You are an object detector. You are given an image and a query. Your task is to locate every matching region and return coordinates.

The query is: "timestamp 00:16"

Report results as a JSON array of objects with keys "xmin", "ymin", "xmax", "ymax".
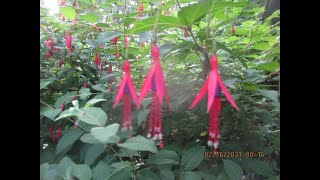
[{"xmin": 204, "ymin": 151, "xmax": 265, "ymax": 158}]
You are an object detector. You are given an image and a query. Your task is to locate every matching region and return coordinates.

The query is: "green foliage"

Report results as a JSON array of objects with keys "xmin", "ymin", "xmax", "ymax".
[{"xmin": 41, "ymin": 0, "xmax": 280, "ymax": 179}]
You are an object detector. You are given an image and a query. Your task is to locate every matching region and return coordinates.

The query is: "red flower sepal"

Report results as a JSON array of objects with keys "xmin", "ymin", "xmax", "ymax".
[{"xmin": 113, "ymin": 60, "xmax": 138, "ymax": 137}]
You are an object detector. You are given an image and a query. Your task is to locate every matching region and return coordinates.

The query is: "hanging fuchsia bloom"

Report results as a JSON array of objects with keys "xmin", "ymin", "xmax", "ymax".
[
  {"xmin": 49, "ymin": 125, "xmax": 55, "ymax": 142},
  {"xmin": 46, "ymin": 51, "xmax": 53, "ymax": 60},
  {"xmin": 113, "ymin": 60, "xmax": 138, "ymax": 137},
  {"xmin": 45, "ymin": 38, "xmax": 54, "ymax": 50},
  {"xmin": 94, "ymin": 52, "xmax": 101, "ymax": 66},
  {"xmin": 66, "ymin": 32, "xmax": 72, "ymax": 51},
  {"xmin": 113, "ymin": 37, "xmax": 118, "ymax": 44},
  {"xmin": 60, "ymin": 0, "xmax": 66, "ymax": 6},
  {"xmin": 61, "ymin": 103, "xmax": 65, "ymax": 111},
  {"xmin": 137, "ymin": 44, "xmax": 171, "ymax": 149},
  {"xmin": 57, "ymin": 125, "xmax": 62, "ymax": 139},
  {"xmin": 107, "ymin": 65, "xmax": 114, "ymax": 92},
  {"xmin": 73, "ymin": 96, "xmax": 77, "ymax": 101},
  {"xmin": 84, "ymin": 81, "xmax": 88, "ymax": 88},
  {"xmin": 189, "ymin": 54, "xmax": 239, "ymax": 150},
  {"xmin": 114, "ymin": 52, "xmax": 120, "ymax": 58},
  {"xmin": 232, "ymin": 24, "xmax": 235, "ymax": 36},
  {"xmin": 113, "ymin": 37, "xmax": 120, "ymax": 58},
  {"xmin": 138, "ymin": 1, "xmax": 144, "ymax": 12},
  {"xmin": 124, "ymin": 36, "xmax": 129, "ymax": 47}
]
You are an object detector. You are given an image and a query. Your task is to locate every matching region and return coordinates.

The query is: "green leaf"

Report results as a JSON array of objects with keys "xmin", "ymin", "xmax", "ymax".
[
  {"xmin": 98, "ymin": 74, "xmax": 117, "ymax": 84},
  {"xmin": 43, "ymin": 108, "xmax": 61, "ymax": 120},
  {"xmin": 91, "ymin": 123, "xmax": 119, "ymax": 144},
  {"xmin": 92, "ymin": 84, "xmax": 108, "ymax": 93},
  {"xmin": 72, "ymin": 164, "xmax": 92, "ymax": 180},
  {"xmin": 194, "ymin": 171, "xmax": 216, "ymax": 180},
  {"xmin": 80, "ymin": 133, "xmax": 100, "ymax": 144},
  {"xmin": 223, "ymin": 160, "xmax": 243, "ymax": 180},
  {"xmin": 93, "ymin": 161, "xmax": 113, "ymax": 180},
  {"xmin": 180, "ymin": 171, "xmax": 201, "ymax": 180},
  {"xmin": 106, "ymin": 163, "xmax": 133, "ymax": 180},
  {"xmin": 137, "ymin": 169, "xmax": 161, "ymax": 180},
  {"xmin": 247, "ymin": 159, "xmax": 274, "ymax": 177},
  {"xmin": 55, "ymin": 92, "xmax": 78, "ymax": 108},
  {"xmin": 55, "ymin": 108, "xmax": 79, "ymax": 121},
  {"xmin": 213, "ymin": 1, "xmax": 248, "ymax": 11},
  {"xmin": 256, "ymin": 61, "xmax": 279, "ymax": 72},
  {"xmin": 139, "ymin": 31, "xmax": 152, "ymax": 44},
  {"xmin": 146, "ymin": 150, "xmax": 180, "ymax": 165},
  {"xmin": 111, "ymin": 161, "xmax": 131, "ymax": 169},
  {"xmin": 118, "ymin": 148, "xmax": 141, "ymax": 157},
  {"xmin": 142, "ymin": 97, "xmax": 152, "ymax": 108},
  {"xmin": 56, "ymin": 129, "xmax": 84, "ymax": 155},
  {"xmin": 95, "ymin": 32, "xmax": 122, "ymax": 46},
  {"xmin": 40, "ymin": 163, "xmax": 49, "ymax": 180},
  {"xmin": 85, "ymin": 144, "xmax": 105, "ymax": 166},
  {"xmin": 137, "ymin": 109, "xmax": 150, "ymax": 126},
  {"xmin": 129, "ymin": 15, "xmax": 180, "ymax": 34},
  {"xmin": 216, "ymin": 41, "xmax": 247, "ymax": 68},
  {"xmin": 259, "ymin": 90, "xmax": 279, "ymax": 103},
  {"xmin": 216, "ymin": 171, "xmax": 228, "ymax": 180},
  {"xmin": 79, "ymin": 12, "xmax": 99, "ymax": 23},
  {"xmin": 79, "ymin": 107, "xmax": 107, "ymax": 126},
  {"xmin": 84, "ymin": 99, "xmax": 107, "ymax": 109},
  {"xmin": 79, "ymin": 88, "xmax": 91, "ymax": 100},
  {"xmin": 117, "ymin": 135, "xmax": 158, "ymax": 153},
  {"xmin": 181, "ymin": 146, "xmax": 205, "ymax": 171},
  {"xmin": 40, "ymin": 79, "xmax": 55, "ymax": 89},
  {"xmin": 178, "ymin": 0, "xmax": 211, "ymax": 26},
  {"xmin": 124, "ymin": 17, "xmax": 136, "ymax": 27},
  {"xmin": 253, "ymin": 42, "xmax": 270, "ymax": 50},
  {"xmin": 58, "ymin": 157, "xmax": 75, "ymax": 179},
  {"xmin": 160, "ymin": 169, "xmax": 175, "ymax": 180},
  {"xmin": 253, "ymin": 109, "xmax": 273, "ymax": 123},
  {"xmin": 160, "ymin": 44, "xmax": 176, "ymax": 58},
  {"xmin": 103, "ymin": 154, "xmax": 117, "ymax": 165},
  {"xmin": 61, "ymin": 6, "xmax": 77, "ymax": 20}
]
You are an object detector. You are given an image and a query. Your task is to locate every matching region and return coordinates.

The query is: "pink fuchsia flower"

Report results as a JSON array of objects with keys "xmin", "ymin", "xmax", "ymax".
[
  {"xmin": 46, "ymin": 51, "xmax": 53, "ymax": 60},
  {"xmin": 113, "ymin": 60, "xmax": 138, "ymax": 138},
  {"xmin": 138, "ymin": 1, "xmax": 144, "ymax": 12},
  {"xmin": 114, "ymin": 52, "xmax": 120, "ymax": 58},
  {"xmin": 66, "ymin": 32, "xmax": 72, "ymax": 51},
  {"xmin": 124, "ymin": 36, "xmax": 129, "ymax": 47},
  {"xmin": 94, "ymin": 52, "xmax": 101, "ymax": 66},
  {"xmin": 60, "ymin": 0, "xmax": 66, "ymax": 6},
  {"xmin": 57, "ymin": 127, "xmax": 62, "ymax": 139},
  {"xmin": 113, "ymin": 37, "xmax": 118, "ymax": 44},
  {"xmin": 83, "ymin": 81, "xmax": 88, "ymax": 88},
  {"xmin": 61, "ymin": 103, "xmax": 65, "ymax": 111},
  {"xmin": 189, "ymin": 54, "xmax": 239, "ymax": 150}
]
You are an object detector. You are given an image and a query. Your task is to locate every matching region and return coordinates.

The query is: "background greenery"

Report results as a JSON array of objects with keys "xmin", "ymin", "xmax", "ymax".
[{"xmin": 40, "ymin": 0, "xmax": 280, "ymax": 179}]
